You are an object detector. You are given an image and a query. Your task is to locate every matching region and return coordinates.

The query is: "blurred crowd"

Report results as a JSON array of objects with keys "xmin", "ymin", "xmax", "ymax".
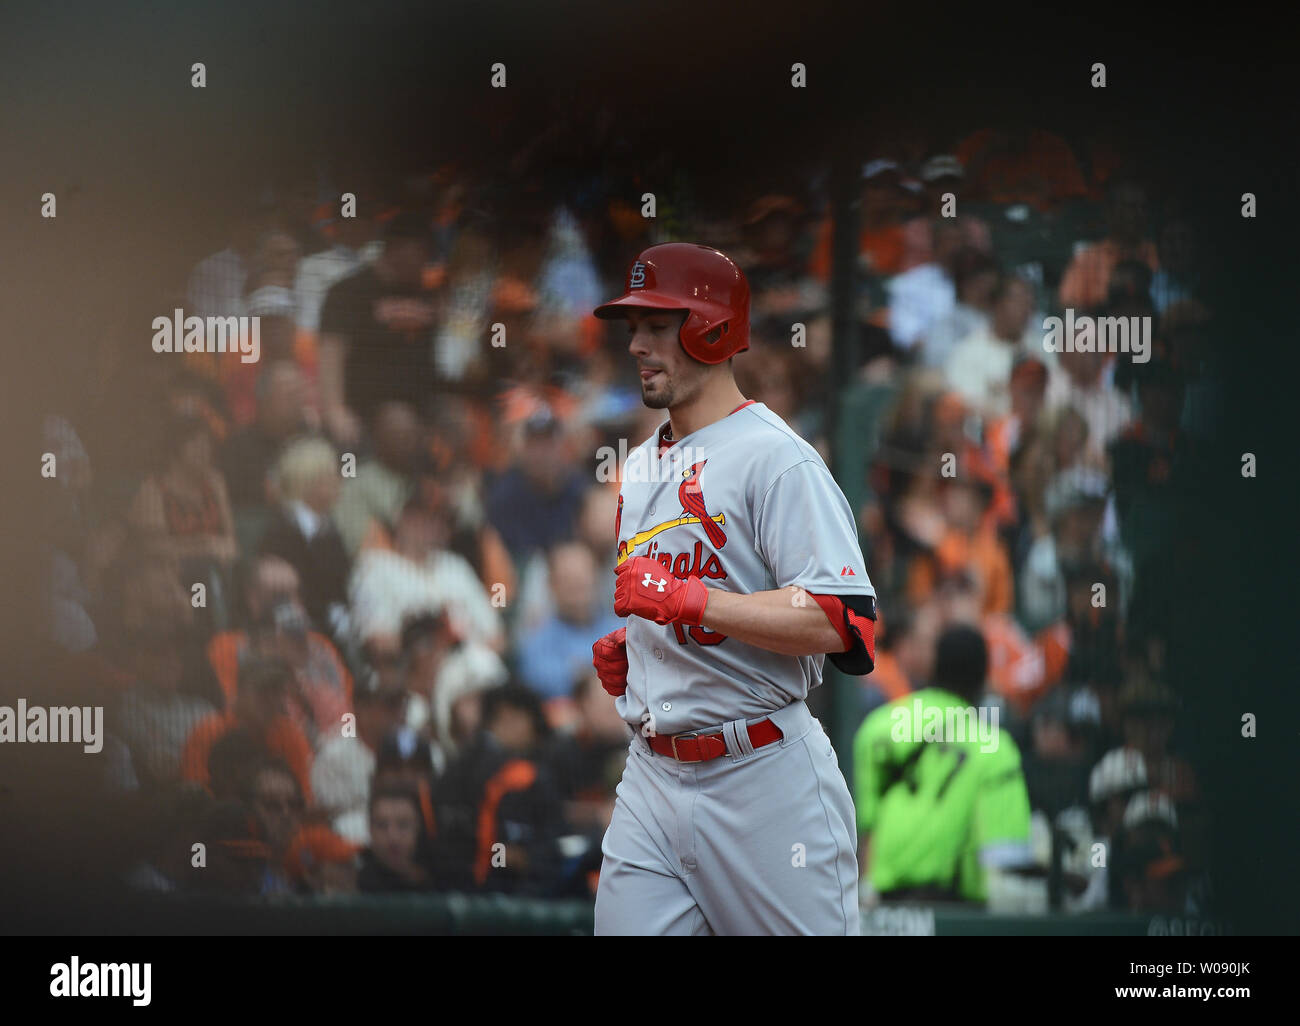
[{"xmin": 40, "ymin": 120, "xmax": 1217, "ymax": 915}]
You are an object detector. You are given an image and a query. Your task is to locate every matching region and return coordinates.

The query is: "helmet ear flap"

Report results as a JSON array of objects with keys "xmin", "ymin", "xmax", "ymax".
[{"xmin": 705, "ymin": 324, "xmax": 726, "ymax": 344}]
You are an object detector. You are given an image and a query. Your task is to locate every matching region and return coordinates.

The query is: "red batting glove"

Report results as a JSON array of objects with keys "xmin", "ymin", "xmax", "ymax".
[
  {"xmin": 592, "ymin": 627, "xmax": 629, "ymax": 697},
  {"xmin": 614, "ymin": 557, "xmax": 710, "ymax": 626}
]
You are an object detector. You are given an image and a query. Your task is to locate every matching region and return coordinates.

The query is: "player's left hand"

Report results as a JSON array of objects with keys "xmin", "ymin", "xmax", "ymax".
[
  {"xmin": 592, "ymin": 627, "xmax": 629, "ymax": 697},
  {"xmin": 614, "ymin": 556, "xmax": 709, "ymax": 626}
]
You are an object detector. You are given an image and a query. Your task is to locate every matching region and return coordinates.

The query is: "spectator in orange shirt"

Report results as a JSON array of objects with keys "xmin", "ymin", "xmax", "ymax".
[
  {"xmin": 207, "ymin": 554, "xmax": 352, "ymax": 746},
  {"xmin": 181, "ymin": 656, "xmax": 314, "ymax": 804},
  {"xmin": 988, "ymin": 354, "xmax": 1050, "ymax": 481},
  {"xmin": 809, "ymin": 160, "xmax": 910, "ymax": 281},
  {"xmin": 1059, "ymin": 180, "xmax": 1158, "ymax": 309},
  {"xmin": 934, "ymin": 477, "xmax": 1015, "ymax": 616},
  {"xmin": 252, "ymin": 599, "xmax": 352, "ymax": 748},
  {"xmin": 926, "ymin": 390, "xmax": 1017, "ymax": 532}
]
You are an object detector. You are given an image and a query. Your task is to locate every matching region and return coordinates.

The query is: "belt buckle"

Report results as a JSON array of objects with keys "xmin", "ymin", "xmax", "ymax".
[{"xmin": 669, "ymin": 731, "xmax": 701, "ymax": 762}]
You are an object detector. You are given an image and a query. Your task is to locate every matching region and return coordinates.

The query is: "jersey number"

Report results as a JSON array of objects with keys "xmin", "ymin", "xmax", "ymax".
[
  {"xmin": 897, "ymin": 742, "xmax": 968, "ymax": 798},
  {"xmin": 671, "ymin": 622, "xmax": 727, "ymax": 647}
]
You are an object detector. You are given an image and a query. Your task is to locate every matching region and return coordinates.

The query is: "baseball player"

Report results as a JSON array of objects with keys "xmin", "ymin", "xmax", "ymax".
[{"xmin": 588, "ymin": 243, "xmax": 878, "ymax": 935}]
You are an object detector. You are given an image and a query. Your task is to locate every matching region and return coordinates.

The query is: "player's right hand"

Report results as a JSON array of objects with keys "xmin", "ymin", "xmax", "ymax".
[
  {"xmin": 592, "ymin": 627, "xmax": 628, "ymax": 697},
  {"xmin": 614, "ymin": 556, "xmax": 709, "ymax": 625}
]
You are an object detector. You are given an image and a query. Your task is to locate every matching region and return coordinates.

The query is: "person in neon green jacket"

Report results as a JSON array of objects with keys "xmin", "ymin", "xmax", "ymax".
[{"xmin": 854, "ymin": 624, "xmax": 1033, "ymax": 904}]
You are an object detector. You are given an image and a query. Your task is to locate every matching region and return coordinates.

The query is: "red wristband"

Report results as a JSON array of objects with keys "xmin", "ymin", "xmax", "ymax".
[{"xmin": 679, "ymin": 576, "xmax": 710, "ymax": 626}]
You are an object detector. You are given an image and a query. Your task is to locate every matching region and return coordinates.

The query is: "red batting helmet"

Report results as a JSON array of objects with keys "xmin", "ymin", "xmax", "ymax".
[{"xmin": 594, "ymin": 243, "xmax": 750, "ymax": 364}]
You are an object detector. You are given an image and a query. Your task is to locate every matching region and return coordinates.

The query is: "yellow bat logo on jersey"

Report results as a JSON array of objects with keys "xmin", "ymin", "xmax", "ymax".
[{"xmin": 616, "ymin": 513, "xmax": 726, "ymax": 566}]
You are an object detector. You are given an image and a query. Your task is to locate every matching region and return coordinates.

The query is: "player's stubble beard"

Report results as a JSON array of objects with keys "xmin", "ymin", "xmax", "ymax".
[{"xmin": 640, "ymin": 353, "xmax": 709, "ymax": 411}]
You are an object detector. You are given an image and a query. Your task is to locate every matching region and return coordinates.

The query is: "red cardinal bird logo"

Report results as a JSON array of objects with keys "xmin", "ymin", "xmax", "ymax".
[{"xmin": 679, "ymin": 460, "xmax": 727, "ymax": 549}]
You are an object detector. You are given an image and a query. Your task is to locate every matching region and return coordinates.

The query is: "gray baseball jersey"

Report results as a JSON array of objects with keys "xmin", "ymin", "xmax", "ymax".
[
  {"xmin": 595, "ymin": 400, "xmax": 874, "ymax": 936},
  {"xmin": 613, "ymin": 401, "xmax": 876, "ymax": 734}
]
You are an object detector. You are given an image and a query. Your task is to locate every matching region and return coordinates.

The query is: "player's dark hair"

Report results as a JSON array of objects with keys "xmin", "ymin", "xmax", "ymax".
[{"xmin": 933, "ymin": 624, "xmax": 988, "ymax": 703}]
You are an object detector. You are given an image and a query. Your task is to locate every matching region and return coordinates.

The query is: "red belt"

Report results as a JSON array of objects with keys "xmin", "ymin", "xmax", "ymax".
[{"xmin": 645, "ymin": 718, "xmax": 783, "ymax": 763}]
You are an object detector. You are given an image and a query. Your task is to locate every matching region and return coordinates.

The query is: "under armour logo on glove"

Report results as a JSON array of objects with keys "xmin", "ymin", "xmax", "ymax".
[{"xmin": 615, "ymin": 556, "xmax": 710, "ymax": 626}]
